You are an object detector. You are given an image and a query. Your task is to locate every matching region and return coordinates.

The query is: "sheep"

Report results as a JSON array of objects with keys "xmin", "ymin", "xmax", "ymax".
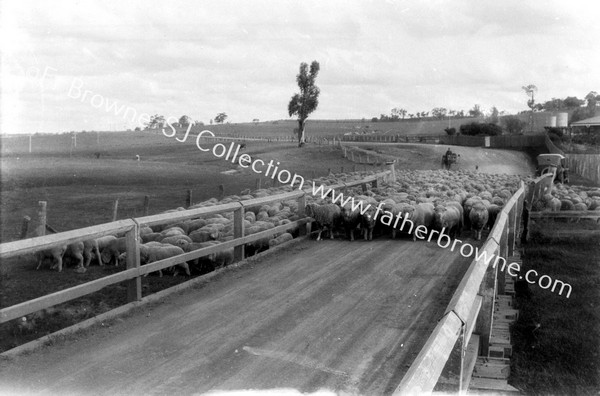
[
  {"xmin": 185, "ymin": 218, "xmax": 208, "ymax": 234},
  {"xmin": 487, "ymin": 204, "xmax": 502, "ymax": 230},
  {"xmin": 245, "ymin": 221, "xmax": 275, "ymax": 255},
  {"xmin": 159, "ymin": 227, "xmax": 186, "ymax": 238},
  {"xmin": 36, "ymin": 244, "xmax": 67, "ymax": 272},
  {"xmin": 268, "ymin": 232, "xmax": 294, "ymax": 247},
  {"xmin": 340, "ymin": 203, "xmax": 362, "ymax": 241},
  {"xmin": 212, "ymin": 248, "xmax": 234, "ymax": 268},
  {"xmin": 160, "ymin": 234, "xmax": 193, "ymax": 247},
  {"xmin": 183, "ymin": 241, "xmax": 221, "ymax": 273},
  {"xmin": 433, "ymin": 201, "xmax": 463, "ymax": 238},
  {"xmin": 469, "ymin": 202, "xmax": 489, "ymax": 241},
  {"xmin": 305, "ymin": 203, "xmax": 342, "ymax": 241},
  {"xmin": 142, "ymin": 232, "xmax": 162, "ymax": 243},
  {"xmin": 189, "ymin": 226, "xmax": 221, "ymax": 243},
  {"xmin": 357, "ymin": 206, "xmax": 375, "ymax": 241},
  {"xmin": 403, "ymin": 202, "xmax": 435, "ymax": 241},
  {"xmin": 64, "ymin": 241, "xmax": 86, "ymax": 271},
  {"xmin": 82, "ymin": 235, "xmax": 117, "ymax": 267},
  {"xmin": 138, "ymin": 243, "xmax": 189, "ymax": 277},
  {"xmin": 100, "ymin": 237, "xmax": 132, "ymax": 266}
]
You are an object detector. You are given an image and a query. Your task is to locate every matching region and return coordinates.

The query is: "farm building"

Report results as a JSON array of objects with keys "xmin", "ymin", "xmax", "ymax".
[{"xmin": 570, "ymin": 115, "xmax": 600, "ymax": 135}]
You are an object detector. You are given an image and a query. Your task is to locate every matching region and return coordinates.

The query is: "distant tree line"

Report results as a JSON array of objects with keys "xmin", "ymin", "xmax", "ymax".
[{"xmin": 372, "ymin": 104, "xmax": 489, "ymax": 122}]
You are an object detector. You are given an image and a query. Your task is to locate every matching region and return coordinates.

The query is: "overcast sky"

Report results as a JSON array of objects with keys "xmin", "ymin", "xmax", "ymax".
[{"xmin": 1, "ymin": 0, "xmax": 599, "ymax": 134}]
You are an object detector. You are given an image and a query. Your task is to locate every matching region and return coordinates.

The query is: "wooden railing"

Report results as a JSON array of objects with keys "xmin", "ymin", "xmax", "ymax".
[
  {"xmin": 0, "ymin": 170, "xmax": 392, "ymax": 326},
  {"xmin": 394, "ymin": 180, "xmax": 533, "ymax": 394}
]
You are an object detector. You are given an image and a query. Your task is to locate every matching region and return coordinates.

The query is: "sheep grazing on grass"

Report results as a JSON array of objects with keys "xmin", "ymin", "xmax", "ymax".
[
  {"xmin": 340, "ymin": 203, "xmax": 362, "ymax": 241},
  {"xmin": 305, "ymin": 203, "xmax": 342, "ymax": 241},
  {"xmin": 469, "ymin": 202, "xmax": 489, "ymax": 241}
]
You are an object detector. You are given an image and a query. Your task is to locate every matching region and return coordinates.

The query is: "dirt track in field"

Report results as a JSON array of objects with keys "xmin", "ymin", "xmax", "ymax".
[
  {"xmin": 342, "ymin": 142, "xmax": 536, "ymax": 176},
  {"xmin": 0, "ymin": 237, "xmax": 477, "ymax": 395}
]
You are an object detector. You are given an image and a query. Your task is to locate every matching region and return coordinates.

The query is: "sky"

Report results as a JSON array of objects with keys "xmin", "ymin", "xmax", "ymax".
[{"xmin": 1, "ymin": 0, "xmax": 599, "ymax": 134}]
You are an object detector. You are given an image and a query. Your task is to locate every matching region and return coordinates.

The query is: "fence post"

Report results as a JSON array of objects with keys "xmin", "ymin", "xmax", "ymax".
[
  {"xmin": 20, "ymin": 216, "xmax": 31, "ymax": 239},
  {"xmin": 218, "ymin": 184, "xmax": 224, "ymax": 200},
  {"xmin": 37, "ymin": 201, "xmax": 47, "ymax": 236},
  {"xmin": 476, "ymin": 246, "xmax": 498, "ymax": 357},
  {"xmin": 373, "ymin": 177, "xmax": 379, "ymax": 189},
  {"xmin": 125, "ymin": 222, "xmax": 141, "ymax": 302},
  {"xmin": 341, "ymin": 166, "xmax": 344, "ymax": 174},
  {"xmin": 508, "ymin": 204, "xmax": 517, "ymax": 257},
  {"xmin": 298, "ymin": 194, "xmax": 307, "ymax": 236},
  {"xmin": 256, "ymin": 178, "xmax": 261, "ymax": 190},
  {"xmin": 186, "ymin": 189, "xmax": 193, "ymax": 207},
  {"xmin": 387, "ymin": 162, "xmax": 396, "ymax": 183},
  {"xmin": 233, "ymin": 204, "xmax": 245, "ymax": 261},
  {"xmin": 112, "ymin": 199, "xmax": 119, "ymax": 222},
  {"xmin": 143, "ymin": 195, "xmax": 150, "ymax": 216},
  {"xmin": 361, "ymin": 182, "xmax": 367, "ymax": 193}
]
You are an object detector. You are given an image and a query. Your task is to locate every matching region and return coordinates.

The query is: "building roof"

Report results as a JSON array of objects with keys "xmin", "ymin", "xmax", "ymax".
[{"xmin": 571, "ymin": 115, "xmax": 600, "ymax": 126}]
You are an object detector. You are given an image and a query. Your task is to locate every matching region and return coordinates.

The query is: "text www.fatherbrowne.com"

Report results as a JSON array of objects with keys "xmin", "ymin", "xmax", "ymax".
[{"xmin": 168, "ymin": 128, "xmax": 573, "ymax": 299}]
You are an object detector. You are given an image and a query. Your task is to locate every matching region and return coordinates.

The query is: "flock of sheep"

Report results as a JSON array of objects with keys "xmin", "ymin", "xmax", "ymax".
[
  {"xmin": 34, "ymin": 168, "xmax": 532, "ymax": 278},
  {"xmin": 304, "ymin": 169, "xmax": 523, "ymax": 243},
  {"xmin": 531, "ymin": 183, "xmax": 600, "ymax": 212},
  {"xmin": 34, "ymin": 167, "xmax": 600, "ymax": 277}
]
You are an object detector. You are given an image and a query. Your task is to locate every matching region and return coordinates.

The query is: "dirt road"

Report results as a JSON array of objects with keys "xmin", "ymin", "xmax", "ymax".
[
  {"xmin": 342, "ymin": 142, "xmax": 536, "ymax": 176},
  {"xmin": 0, "ymin": 237, "xmax": 477, "ymax": 395}
]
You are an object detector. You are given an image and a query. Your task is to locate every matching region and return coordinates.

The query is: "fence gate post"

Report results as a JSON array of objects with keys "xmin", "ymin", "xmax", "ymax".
[
  {"xmin": 37, "ymin": 201, "xmax": 47, "ymax": 236},
  {"xmin": 186, "ymin": 189, "xmax": 193, "ymax": 207},
  {"xmin": 143, "ymin": 195, "xmax": 150, "ymax": 216},
  {"xmin": 112, "ymin": 199, "xmax": 119, "ymax": 222},
  {"xmin": 125, "ymin": 223, "xmax": 141, "ymax": 302},
  {"xmin": 233, "ymin": 204, "xmax": 245, "ymax": 261},
  {"xmin": 20, "ymin": 216, "xmax": 31, "ymax": 239}
]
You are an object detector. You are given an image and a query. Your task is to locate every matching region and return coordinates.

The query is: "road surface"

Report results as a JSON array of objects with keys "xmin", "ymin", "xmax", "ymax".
[{"xmin": 0, "ymin": 237, "xmax": 477, "ymax": 395}]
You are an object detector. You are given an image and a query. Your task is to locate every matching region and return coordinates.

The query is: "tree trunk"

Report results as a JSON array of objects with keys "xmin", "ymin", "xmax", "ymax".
[{"xmin": 297, "ymin": 119, "xmax": 306, "ymax": 147}]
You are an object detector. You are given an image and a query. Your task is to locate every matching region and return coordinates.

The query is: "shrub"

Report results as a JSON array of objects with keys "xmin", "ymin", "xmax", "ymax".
[
  {"xmin": 444, "ymin": 127, "xmax": 456, "ymax": 136},
  {"xmin": 503, "ymin": 116, "xmax": 527, "ymax": 135},
  {"xmin": 459, "ymin": 122, "xmax": 502, "ymax": 136}
]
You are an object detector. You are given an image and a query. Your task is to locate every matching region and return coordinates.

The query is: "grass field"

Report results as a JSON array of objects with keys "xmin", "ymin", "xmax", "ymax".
[
  {"xmin": 0, "ymin": 132, "xmax": 378, "ymax": 352},
  {"xmin": 511, "ymin": 221, "xmax": 600, "ymax": 394}
]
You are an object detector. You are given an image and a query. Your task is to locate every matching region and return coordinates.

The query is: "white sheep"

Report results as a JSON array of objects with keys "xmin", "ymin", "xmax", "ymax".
[{"xmin": 305, "ymin": 203, "xmax": 342, "ymax": 241}]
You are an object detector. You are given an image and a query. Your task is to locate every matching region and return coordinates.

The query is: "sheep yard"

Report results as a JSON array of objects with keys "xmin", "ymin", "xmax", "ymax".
[{"xmin": 2, "ymin": 128, "xmax": 600, "ymax": 394}]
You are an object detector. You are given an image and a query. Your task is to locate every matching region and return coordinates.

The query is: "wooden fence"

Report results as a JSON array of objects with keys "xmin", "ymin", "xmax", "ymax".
[
  {"xmin": 0, "ymin": 171, "xmax": 392, "ymax": 325},
  {"xmin": 332, "ymin": 133, "xmax": 547, "ymax": 149},
  {"xmin": 395, "ymin": 173, "xmax": 555, "ymax": 394},
  {"xmin": 566, "ymin": 154, "xmax": 600, "ymax": 184}
]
